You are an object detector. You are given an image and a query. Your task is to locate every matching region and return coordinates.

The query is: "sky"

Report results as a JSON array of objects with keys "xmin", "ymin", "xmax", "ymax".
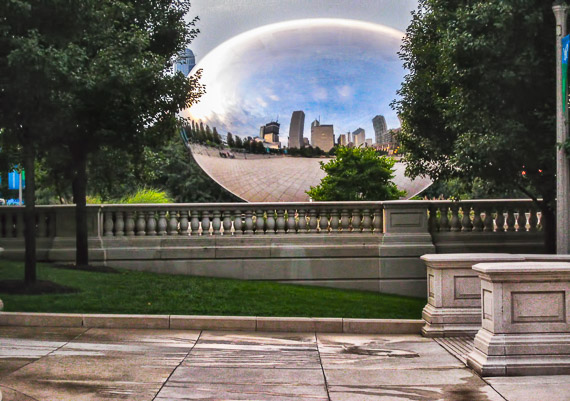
[{"xmin": 183, "ymin": 0, "xmax": 419, "ymax": 144}]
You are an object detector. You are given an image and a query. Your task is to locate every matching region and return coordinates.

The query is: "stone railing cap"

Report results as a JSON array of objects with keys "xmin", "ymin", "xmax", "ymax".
[
  {"xmin": 521, "ymin": 254, "xmax": 570, "ymax": 261},
  {"xmin": 473, "ymin": 261, "xmax": 570, "ymax": 274},
  {"xmin": 421, "ymin": 253, "xmax": 523, "ymax": 263}
]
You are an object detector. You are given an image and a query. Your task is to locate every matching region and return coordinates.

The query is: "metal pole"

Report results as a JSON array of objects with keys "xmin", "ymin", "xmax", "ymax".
[{"xmin": 553, "ymin": 2, "xmax": 570, "ymax": 254}]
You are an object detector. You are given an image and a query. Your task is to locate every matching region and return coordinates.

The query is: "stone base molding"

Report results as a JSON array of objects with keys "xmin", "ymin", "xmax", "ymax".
[
  {"xmin": 420, "ymin": 253, "xmax": 524, "ymax": 338},
  {"xmin": 466, "ymin": 262, "xmax": 570, "ymax": 376},
  {"xmin": 467, "ymin": 329, "xmax": 570, "ymax": 376},
  {"xmin": 421, "ymin": 304, "xmax": 482, "ymax": 337}
]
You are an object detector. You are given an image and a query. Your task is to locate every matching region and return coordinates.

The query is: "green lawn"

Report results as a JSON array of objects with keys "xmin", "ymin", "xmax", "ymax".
[{"xmin": 0, "ymin": 261, "xmax": 426, "ymax": 319}]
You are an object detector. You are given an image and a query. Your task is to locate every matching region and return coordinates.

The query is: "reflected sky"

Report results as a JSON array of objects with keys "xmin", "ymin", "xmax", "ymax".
[{"xmin": 184, "ymin": 19, "xmax": 405, "ymax": 144}]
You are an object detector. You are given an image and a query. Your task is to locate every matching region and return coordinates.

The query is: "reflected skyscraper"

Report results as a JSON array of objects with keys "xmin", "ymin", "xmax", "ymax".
[
  {"xmin": 311, "ymin": 119, "xmax": 334, "ymax": 151},
  {"xmin": 372, "ymin": 115, "xmax": 387, "ymax": 144},
  {"xmin": 174, "ymin": 48, "xmax": 196, "ymax": 76},
  {"xmin": 352, "ymin": 128, "xmax": 365, "ymax": 147},
  {"xmin": 288, "ymin": 111, "xmax": 305, "ymax": 148},
  {"xmin": 260, "ymin": 121, "xmax": 280, "ymax": 144}
]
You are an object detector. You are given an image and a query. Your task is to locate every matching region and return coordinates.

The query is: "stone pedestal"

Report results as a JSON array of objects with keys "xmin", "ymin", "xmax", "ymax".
[
  {"xmin": 466, "ymin": 262, "xmax": 570, "ymax": 376},
  {"xmin": 421, "ymin": 254, "xmax": 524, "ymax": 338}
]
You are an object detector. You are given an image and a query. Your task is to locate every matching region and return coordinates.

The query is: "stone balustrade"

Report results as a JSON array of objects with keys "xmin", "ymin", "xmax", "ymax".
[
  {"xmin": 98, "ymin": 202, "xmax": 384, "ymax": 237},
  {"xmin": 427, "ymin": 199, "xmax": 541, "ymax": 233},
  {"xmin": 0, "ymin": 200, "xmax": 546, "ymax": 297}
]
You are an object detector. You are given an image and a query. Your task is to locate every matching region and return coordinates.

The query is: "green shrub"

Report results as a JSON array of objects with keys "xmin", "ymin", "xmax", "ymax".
[
  {"xmin": 86, "ymin": 195, "xmax": 104, "ymax": 204},
  {"xmin": 120, "ymin": 188, "xmax": 172, "ymax": 204}
]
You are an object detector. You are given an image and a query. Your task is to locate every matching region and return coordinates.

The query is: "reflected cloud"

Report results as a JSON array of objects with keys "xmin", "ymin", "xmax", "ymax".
[{"xmin": 184, "ymin": 18, "xmax": 405, "ymax": 142}]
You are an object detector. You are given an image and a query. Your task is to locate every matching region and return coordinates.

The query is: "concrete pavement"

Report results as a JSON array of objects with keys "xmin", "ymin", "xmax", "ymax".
[{"xmin": 0, "ymin": 326, "xmax": 569, "ymax": 400}]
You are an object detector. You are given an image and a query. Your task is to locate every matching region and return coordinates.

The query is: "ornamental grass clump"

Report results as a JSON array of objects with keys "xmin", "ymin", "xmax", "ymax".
[{"xmin": 120, "ymin": 188, "xmax": 172, "ymax": 204}]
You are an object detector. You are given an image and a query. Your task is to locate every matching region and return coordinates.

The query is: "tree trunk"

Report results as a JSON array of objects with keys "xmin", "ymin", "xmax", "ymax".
[
  {"xmin": 23, "ymin": 143, "xmax": 37, "ymax": 284},
  {"xmin": 72, "ymin": 153, "xmax": 89, "ymax": 267}
]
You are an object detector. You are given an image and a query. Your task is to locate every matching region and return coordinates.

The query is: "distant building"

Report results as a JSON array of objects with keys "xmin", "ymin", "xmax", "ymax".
[
  {"xmin": 311, "ymin": 120, "xmax": 334, "ymax": 151},
  {"xmin": 378, "ymin": 128, "xmax": 401, "ymax": 155},
  {"xmin": 288, "ymin": 111, "xmax": 305, "ymax": 149},
  {"xmin": 365, "ymin": 138, "xmax": 373, "ymax": 147},
  {"xmin": 303, "ymin": 138, "xmax": 310, "ymax": 147},
  {"xmin": 352, "ymin": 128, "xmax": 365, "ymax": 147},
  {"xmin": 372, "ymin": 115, "xmax": 388, "ymax": 144},
  {"xmin": 260, "ymin": 121, "xmax": 280, "ymax": 145},
  {"xmin": 338, "ymin": 134, "xmax": 347, "ymax": 146},
  {"xmin": 173, "ymin": 48, "xmax": 196, "ymax": 76}
]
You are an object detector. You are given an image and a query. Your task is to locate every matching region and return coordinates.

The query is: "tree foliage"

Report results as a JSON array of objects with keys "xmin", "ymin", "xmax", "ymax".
[
  {"xmin": 393, "ymin": 0, "xmax": 556, "ymax": 205},
  {"xmin": 1, "ymin": 0, "xmax": 205, "ymax": 268},
  {"xmin": 307, "ymin": 146, "xmax": 405, "ymax": 201}
]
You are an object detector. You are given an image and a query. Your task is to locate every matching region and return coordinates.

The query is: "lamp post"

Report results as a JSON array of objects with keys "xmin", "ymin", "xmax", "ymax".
[{"xmin": 553, "ymin": 1, "xmax": 570, "ymax": 254}]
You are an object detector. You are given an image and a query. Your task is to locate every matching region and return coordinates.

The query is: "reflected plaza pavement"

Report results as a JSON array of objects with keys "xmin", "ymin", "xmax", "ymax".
[{"xmin": 191, "ymin": 145, "xmax": 433, "ymax": 202}]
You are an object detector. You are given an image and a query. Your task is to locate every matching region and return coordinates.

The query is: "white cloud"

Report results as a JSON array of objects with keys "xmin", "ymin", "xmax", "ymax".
[
  {"xmin": 256, "ymin": 97, "xmax": 268, "ymax": 108},
  {"xmin": 336, "ymin": 85, "xmax": 353, "ymax": 99},
  {"xmin": 312, "ymin": 87, "xmax": 328, "ymax": 101}
]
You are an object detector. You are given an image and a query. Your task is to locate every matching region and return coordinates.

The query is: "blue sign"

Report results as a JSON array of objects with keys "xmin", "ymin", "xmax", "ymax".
[
  {"xmin": 7, "ymin": 199, "xmax": 23, "ymax": 205},
  {"xmin": 8, "ymin": 171, "xmax": 24, "ymax": 190}
]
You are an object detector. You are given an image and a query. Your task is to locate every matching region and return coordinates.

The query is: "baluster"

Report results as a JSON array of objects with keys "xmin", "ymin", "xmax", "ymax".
[
  {"xmin": 103, "ymin": 211, "xmax": 114, "ymax": 236},
  {"xmin": 222, "ymin": 210, "xmax": 232, "ymax": 235},
  {"xmin": 483, "ymin": 208, "xmax": 494, "ymax": 232},
  {"xmin": 362, "ymin": 209, "xmax": 372, "ymax": 232},
  {"xmin": 234, "ymin": 210, "xmax": 243, "ymax": 235},
  {"xmin": 537, "ymin": 209, "xmax": 544, "ymax": 231},
  {"xmin": 167, "ymin": 211, "xmax": 179, "ymax": 235},
  {"xmin": 3, "ymin": 213, "xmax": 9, "ymax": 237},
  {"xmin": 125, "ymin": 211, "xmax": 135, "ymax": 236},
  {"xmin": 212, "ymin": 210, "xmax": 221, "ymax": 235},
  {"xmin": 0, "ymin": 213, "xmax": 5, "ymax": 237},
  {"xmin": 136, "ymin": 211, "xmax": 146, "ymax": 236},
  {"xmin": 439, "ymin": 206, "xmax": 450, "ymax": 231},
  {"xmin": 528, "ymin": 207, "xmax": 538, "ymax": 232},
  {"xmin": 115, "ymin": 211, "xmax": 125, "ymax": 236},
  {"xmin": 286, "ymin": 209, "xmax": 296, "ymax": 233},
  {"xmin": 190, "ymin": 210, "xmax": 200, "ymax": 235},
  {"xmin": 472, "ymin": 206, "xmax": 483, "ymax": 232},
  {"xmin": 244, "ymin": 210, "xmax": 254, "ymax": 234},
  {"xmin": 428, "ymin": 206, "xmax": 438, "ymax": 232},
  {"xmin": 461, "ymin": 204, "xmax": 473, "ymax": 232},
  {"xmin": 308, "ymin": 209, "xmax": 318, "ymax": 233},
  {"xmin": 351, "ymin": 209, "xmax": 361, "ymax": 233},
  {"xmin": 297, "ymin": 209, "xmax": 307, "ymax": 233},
  {"xmin": 318, "ymin": 209, "xmax": 328, "ymax": 233},
  {"xmin": 255, "ymin": 209, "xmax": 265, "ymax": 234},
  {"xmin": 157, "ymin": 211, "xmax": 167, "ymax": 235},
  {"xmin": 37, "ymin": 212, "xmax": 47, "ymax": 237},
  {"xmin": 15, "ymin": 212, "xmax": 24, "ymax": 238},
  {"xmin": 146, "ymin": 211, "xmax": 157, "ymax": 235},
  {"xmin": 495, "ymin": 207, "xmax": 505, "ymax": 232},
  {"xmin": 373, "ymin": 208, "xmax": 383, "ymax": 233},
  {"xmin": 517, "ymin": 207, "xmax": 527, "ymax": 232},
  {"xmin": 276, "ymin": 209, "xmax": 286, "ymax": 234},
  {"xmin": 266, "ymin": 209, "xmax": 276, "ymax": 234},
  {"xmin": 450, "ymin": 204, "xmax": 461, "ymax": 232},
  {"xmin": 340, "ymin": 209, "xmax": 350, "ymax": 233},
  {"xmin": 46, "ymin": 211, "xmax": 55, "ymax": 237},
  {"xmin": 5, "ymin": 212, "xmax": 12, "ymax": 237},
  {"xmin": 506, "ymin": 206, "xmax": 516, "ymax": 232},
  {"xmin": 179, "ymin": 211, "xmax": 189, "ymax": 236},
  {"xmin": 330, "ymin": 209, "xmax": 340, "ymax": 233},
  {"xmin": 201, "ymin": 211, "xmax": 211, "ymax": 236}
]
